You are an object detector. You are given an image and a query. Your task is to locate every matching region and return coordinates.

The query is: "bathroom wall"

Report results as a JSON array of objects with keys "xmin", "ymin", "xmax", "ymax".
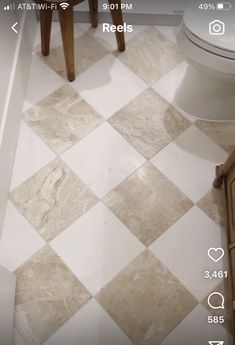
[
  {"xmin": 0, "ymin": 3, "xmax": 20, "ymax": 130},
  {"xmin": 71, "ymin": 0, "xmax": 189, "ymax": 25},
  {"xmin": 76, "ymin": 0, "xmax": 188, "ymax": 14},
  {"xmin": 117, "ymin": 0, "xmax": 188, "ymax": 14}
]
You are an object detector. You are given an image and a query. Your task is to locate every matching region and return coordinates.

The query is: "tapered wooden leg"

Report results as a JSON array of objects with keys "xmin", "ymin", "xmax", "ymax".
[
  {"xmin": 213, "ymin": 150, "xmax": 235, "ymax": 188},
  {"xmin": 213, "ymin": 165, "xmax": 225, "ymax": 188},
  {"xmin": 108, "ymin": 0, "xmax": 125, "ymax": 52},
  {"xmin": 40, "ymin": 9, "xmax": 52, "ymax": 56},
  {"xmin": 58, "ymin": 7, "xmax": 75, "ymax": 82},
  {"xmin": 88, "ymin": 0, "xmax": 98, "ymax": 28}
]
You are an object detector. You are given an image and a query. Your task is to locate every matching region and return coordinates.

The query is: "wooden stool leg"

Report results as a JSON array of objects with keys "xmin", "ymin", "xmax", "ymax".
[
  {"xmin": 58, "ymin": 7, "xmax": 75, "ymax": 82},
  {"xmin": 108, "ymin": 0, "xmax": 125, "ymax": 52},
  {"xmin": 213, "ymin": 150, "xmax": 235, "ymax": 188},
  {"xmin": 40, "ymin": 9, "xmax": 52, "ymax": 56},
  {"xmin": 88, "ymin": 0, "xmax": 98, "ymax": 28},
  {"xmin": 213, "ymin": 165, "xmax": 225, "ymax": 188}
]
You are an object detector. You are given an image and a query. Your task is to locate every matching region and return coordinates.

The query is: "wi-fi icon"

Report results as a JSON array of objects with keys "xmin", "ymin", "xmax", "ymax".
[{"xmin": 60, "ymin": 2, "xmax": 70, "ymax": 10}]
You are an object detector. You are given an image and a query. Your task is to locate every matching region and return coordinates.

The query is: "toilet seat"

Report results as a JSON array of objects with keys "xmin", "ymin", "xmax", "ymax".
[
  {"xmin": 183, "ymin": 3, "xmax": 235, "ymax": 60},
  {"xmin": 183, "ymin": 24, "xmax": 235, "ymax": 60}
]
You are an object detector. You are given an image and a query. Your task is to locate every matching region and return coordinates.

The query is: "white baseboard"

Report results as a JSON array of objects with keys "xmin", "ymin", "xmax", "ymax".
[
  {"xmin": 0, "ymin": 11, "xmax": 37, "ymax": 345},
  {"xmin": 0, "ymin": 266, "xmax": 16, "ymax": 345},
  {"xmin": 0, "ymin": 11, "xmax": 37, "ymax": 236},
  {"xmin": 53, "ymin": 12, "xmax": 182, "ymax": 26}
]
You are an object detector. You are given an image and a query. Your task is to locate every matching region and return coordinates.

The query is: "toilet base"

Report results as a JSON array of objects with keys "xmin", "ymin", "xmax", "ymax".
[{"xmin": 175, "ymin": 65, "xmax": 235, "ymax": 122}]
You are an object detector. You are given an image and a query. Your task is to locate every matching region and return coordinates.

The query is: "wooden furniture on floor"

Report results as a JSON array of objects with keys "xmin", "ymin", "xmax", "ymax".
[
  {"xmin": 214, "ymin": 150, "xmax": 235, "ymax": 341},
  {"xmin": 35, "ymin": 0, "xmax": 126, "ymax": 81}
]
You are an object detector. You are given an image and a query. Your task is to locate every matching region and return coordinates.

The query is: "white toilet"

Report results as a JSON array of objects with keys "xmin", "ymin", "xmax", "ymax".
[{"xmin": 176, "ymin": 2, "xmax": 235, "ymax": 121}]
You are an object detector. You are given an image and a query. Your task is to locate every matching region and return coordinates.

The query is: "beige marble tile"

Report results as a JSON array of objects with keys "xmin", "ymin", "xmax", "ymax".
[
  {"xmin": 96, "ymin": 250, "xmax": 198, "ymax": 345},
  {"xmin": 202, "ymin": 278, "xmax": 233, "ymax": 333},
  {"xmin": 15, "ymin": 246, "xmax": 91, "ymax": 345},
  {"xmin": 195, "ymin": 120, "xmax": 235, "ymax": 154},
  {"xmin": 104, "ymin": 163, "xmax": 193, "ymax": 246},
  {"xmin": 10, "ymin": 159, "xmax": 98, "ymax": 241},
  {"xmin": 38, "ymin": 31, "xmax": 108, "ymax": 79},
  {"xmin": 197, "ymin": 188, "xmax": 227, "ymax": 229},
  {"xmin": 116, "ymin": 27, "xmax": 183, "ymax": 85},
  {"xmin": 109, "ymin": 89, "xmax": 190, "ymax": 159},
  {"xmin": 23, "ymin": 85, "xmax": 103, "ymax": 155}
]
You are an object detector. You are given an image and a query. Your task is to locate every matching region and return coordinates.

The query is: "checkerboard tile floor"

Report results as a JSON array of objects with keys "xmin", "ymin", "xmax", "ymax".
[{"xmin": 1, "ymin": 24, "xmax": 234, "ymax": 345}]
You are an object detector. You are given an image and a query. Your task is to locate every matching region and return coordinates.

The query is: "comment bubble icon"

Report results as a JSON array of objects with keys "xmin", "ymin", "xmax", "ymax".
[{"xmin": 207, "ymin": 292, "xmax": 225, "ymax": 310}]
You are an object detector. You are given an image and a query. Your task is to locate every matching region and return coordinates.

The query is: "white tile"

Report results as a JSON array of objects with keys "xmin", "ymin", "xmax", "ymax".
[
  {"xmin": 79, "ymin": 24, "xmax": 147, "ymax": 52},
  {"xmin": 51, "ymin": 202, "xmax": 144, "ymax": 295},
  {"xmin": 155, "ymin": 25, "xmax": 179, "ymax": 44},
  {"xmin": 34, "ymin": 22, "xmax": 61, "ymax": 48},
  {"xmin": 34, "ymin": 22, "xmax": 85, "ymax": 49},
  {"xmin": 23, "ymin": 54, "xmax": 64, "ymax": 112},
  {"xmin": 62, "ymin": 122, "xmax": 146, "ymax": 198},
  {"xmin": 150, "ymin": 206, "xmax": 228, "ymax": 301},
  {"xmin": 153, "ymin": 62, "xmax": 197, "ymax": 123},
  {"xmin": 71, "ymin": 54, "xmax": 147, "ymax": 119},
  {"xmin": 13, "ymin": 330, "xmax": 27, "ymax": 345},
  {"xmin": 0, "ymin": 202, "xmax": 45, "ymax": 272},
  {"xmin": 161, "ymin": 305, "xmax": 233, "ymax": 345},
  {"xmin": 10, "ymin": 122, "xmax": 56, "ymax": 190},
  {"xmin": 153, "ymin": 62, "xmax": 187, "ymax": 104},
  {"xmin": 151, "ymin": 125, "xmax": 227, "ymax": 203},
  {"xmin": 44, "ymin": 299, "xmax": 133, "ymax": 345}
]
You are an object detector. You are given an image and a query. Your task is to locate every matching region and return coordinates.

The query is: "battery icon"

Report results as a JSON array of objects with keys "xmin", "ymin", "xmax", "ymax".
[{"xmin": 217, "ymin": 2, "xmax": 232, "ymax": 10}]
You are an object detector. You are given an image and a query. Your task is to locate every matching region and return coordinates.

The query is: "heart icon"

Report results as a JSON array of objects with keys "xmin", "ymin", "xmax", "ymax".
[{"xmin": 208, "ymin": 248, "xmax": 225, "ymax": 263}]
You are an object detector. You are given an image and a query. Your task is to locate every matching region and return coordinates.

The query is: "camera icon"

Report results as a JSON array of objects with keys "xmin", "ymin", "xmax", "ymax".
[{"xmin": 209, "ymin": 20, "xmax": 225, "ymax": 35}]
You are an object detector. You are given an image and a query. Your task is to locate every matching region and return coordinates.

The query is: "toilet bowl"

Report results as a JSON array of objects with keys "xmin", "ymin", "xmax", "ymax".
[{"xmin": 176, "ymin": 2, "xmax": 235, "ymax": 121}]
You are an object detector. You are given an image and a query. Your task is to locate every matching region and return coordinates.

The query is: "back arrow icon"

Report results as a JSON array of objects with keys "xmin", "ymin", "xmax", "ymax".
[{"xmin": 11, "ymin": 22, "xmax": 18, "ymax": 33}]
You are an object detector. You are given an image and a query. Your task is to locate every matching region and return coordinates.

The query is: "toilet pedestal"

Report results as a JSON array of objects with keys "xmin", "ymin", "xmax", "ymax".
[{"xmin": 175, "ymin": 65, "xmax": 235, "ymax": 122}]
